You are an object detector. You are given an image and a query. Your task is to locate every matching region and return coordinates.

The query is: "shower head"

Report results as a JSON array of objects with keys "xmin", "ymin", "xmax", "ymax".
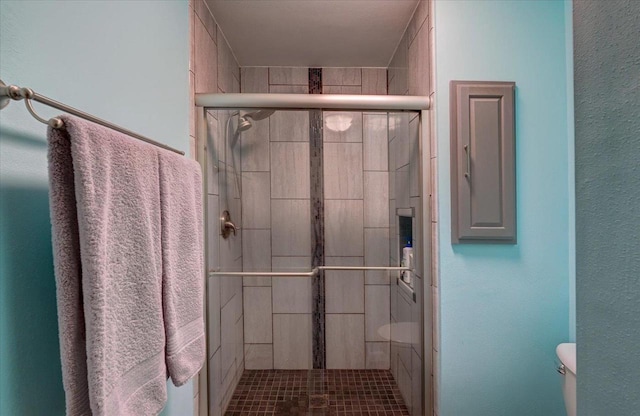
[
  {"xmin": 235, "ymin": 109, "xmax": 275, "ymax": 134},
  {"xmin": 236, "ymin": 117, "xmax": 252, "ymax": 132},
  {"xmin": 243, "ymin": 109, "xmax": 275, "ymax": 121}
]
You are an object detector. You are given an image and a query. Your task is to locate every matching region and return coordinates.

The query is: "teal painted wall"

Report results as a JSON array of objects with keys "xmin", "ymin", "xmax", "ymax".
[
  {"xmin": 433, "ymin": 1, "xmax": 573, "ymax": 415},
  {"xmin": 0, "ymin": 1, "xmax": 192, "ymax": 414},
  {"xmin": 574, "ymin": 0, "xmax": 640, "ymax": 414},
  {"xmin": 565, "ymin": 0, "xmax": 576, "ymax": 344}
]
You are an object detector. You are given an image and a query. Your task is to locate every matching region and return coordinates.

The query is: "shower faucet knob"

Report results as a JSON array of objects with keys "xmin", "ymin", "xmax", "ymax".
[{"xmin": 221, "ymin": 210, "xmax": 237, "ymax": 239}]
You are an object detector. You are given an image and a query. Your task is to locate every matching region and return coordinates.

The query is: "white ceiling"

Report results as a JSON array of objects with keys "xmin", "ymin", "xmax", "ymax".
[{"xmin": 205, "ymin": 0, "xmax": 419, "ymax": 68}]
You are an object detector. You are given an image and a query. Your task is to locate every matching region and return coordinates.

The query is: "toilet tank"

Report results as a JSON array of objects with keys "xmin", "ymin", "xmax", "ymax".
[{"xmin": 556, "ymin": 343, "xmax": 576, "ymax": 416}]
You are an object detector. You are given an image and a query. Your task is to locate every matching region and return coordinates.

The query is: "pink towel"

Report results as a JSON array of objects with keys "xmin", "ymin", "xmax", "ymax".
[
  {"xmin": 48, "ymin": 115, "xmax": 204, "ymax": 415},
  {"xmin": 158, "ymin": 152, "xmax": 205, "ymax": 386}
]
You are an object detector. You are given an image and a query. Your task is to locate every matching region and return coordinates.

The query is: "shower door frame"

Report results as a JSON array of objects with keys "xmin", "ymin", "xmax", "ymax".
[{"xmin": 195, "ymin": 93, "xmax": 433, "ymax": 416}]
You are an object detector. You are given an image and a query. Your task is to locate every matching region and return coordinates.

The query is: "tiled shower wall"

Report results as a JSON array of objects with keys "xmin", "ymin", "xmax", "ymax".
[
  {"xmin": 239, "ymin": 67, "xmax": 393, "ymax": 371},
  {"xmin": 388, "ymin": 109, "xmax": 424, "ymax": 416},
  {"xmin": 188, "ymin": 1, "xmax": 245, "ymax": 415},
  {"xmin": 388, "ymin": 0, "xmax": 435, "ymax": 415},
  {"xmin": 239, "ymin": 67, "xmax": 313, "ymax": 371}
]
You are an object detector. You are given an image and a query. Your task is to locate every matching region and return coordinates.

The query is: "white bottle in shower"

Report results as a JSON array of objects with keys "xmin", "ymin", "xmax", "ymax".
[{"xmin": 401, "ymin": 240, "xmax": 413, "ymax": 287}]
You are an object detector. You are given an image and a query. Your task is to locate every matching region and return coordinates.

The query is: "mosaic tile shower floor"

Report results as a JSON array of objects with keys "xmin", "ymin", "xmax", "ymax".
[{"xmin": 224, "ymin": 369, "xmax": 410, "ymax": 416}]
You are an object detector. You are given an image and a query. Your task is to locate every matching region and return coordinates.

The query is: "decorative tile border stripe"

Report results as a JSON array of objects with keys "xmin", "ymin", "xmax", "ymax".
[{"xmin": 309, "ymin": 67, "xmax": 326, "ymax": 370}]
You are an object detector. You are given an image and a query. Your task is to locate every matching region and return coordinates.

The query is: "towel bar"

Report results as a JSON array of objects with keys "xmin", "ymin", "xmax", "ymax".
[{"xmin": 0, "ymin": 79, "xmax": 185, "ymax": 155}]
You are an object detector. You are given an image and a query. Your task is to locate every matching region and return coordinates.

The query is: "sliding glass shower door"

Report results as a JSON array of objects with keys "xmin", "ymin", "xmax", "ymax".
[{"xmin": 201, "ymin": 106, "xmax": 427, "ymax": 416}]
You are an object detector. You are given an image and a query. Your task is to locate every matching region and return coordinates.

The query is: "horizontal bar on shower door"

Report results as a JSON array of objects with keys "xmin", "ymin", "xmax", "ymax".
[
  {"xmin": 208, "ymin": 270, "xmax": 318, "ymax": 277},
  {"xmin": 195, "ymin": 93, "xmax": 430, "ymax": 111},
  {"xmin": 318, "ymin": 266, "xmax": 410, "ymax": 272},
  {"xmin": 207, "ymin": 266, "xmax": 411, "ymax": 278}
]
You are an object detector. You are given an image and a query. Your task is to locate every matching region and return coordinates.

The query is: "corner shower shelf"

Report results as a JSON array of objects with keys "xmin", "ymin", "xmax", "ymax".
[{"xmin": 397, "ymin": 276, "xmax": 417, "ymax": 303}]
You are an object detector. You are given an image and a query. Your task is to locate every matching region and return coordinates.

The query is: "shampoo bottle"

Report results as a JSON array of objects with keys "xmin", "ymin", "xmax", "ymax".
[{"xmin": 401, "ymin": 240, "xmax": 413, "ymax": 287}]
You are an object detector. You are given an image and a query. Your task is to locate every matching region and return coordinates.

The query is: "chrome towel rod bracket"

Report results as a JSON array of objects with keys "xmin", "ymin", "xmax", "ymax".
[
  {"xmin": 0, "ymin": 79, "xmax": 185, "ymax": 155},
  {"xmin": 0, "ymin": 79, "xmax": 13, "ymax": 110}
]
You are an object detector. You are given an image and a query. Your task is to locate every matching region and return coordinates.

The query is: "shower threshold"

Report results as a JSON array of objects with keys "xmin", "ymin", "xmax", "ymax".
[{"xmin": 224, "ymin": 369, "xmax": 410, "ymax": 415}]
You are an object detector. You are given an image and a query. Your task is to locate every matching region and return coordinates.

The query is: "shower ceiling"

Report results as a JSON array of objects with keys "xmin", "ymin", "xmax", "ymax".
[{"xmin": 205, "ymin": 0, "xmax": 420, "ymax": 67}]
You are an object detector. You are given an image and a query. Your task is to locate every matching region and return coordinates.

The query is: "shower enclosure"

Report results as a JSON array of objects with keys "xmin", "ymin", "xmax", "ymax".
[{"xmin": 196, "ymin": 93, "xmax": 431, "ymax": 416}]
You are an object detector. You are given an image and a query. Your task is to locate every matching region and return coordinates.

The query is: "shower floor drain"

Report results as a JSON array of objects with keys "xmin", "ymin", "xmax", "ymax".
[{"xmin": 309, "ymin": 394, "xmax": 329, "ymax": 408}]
